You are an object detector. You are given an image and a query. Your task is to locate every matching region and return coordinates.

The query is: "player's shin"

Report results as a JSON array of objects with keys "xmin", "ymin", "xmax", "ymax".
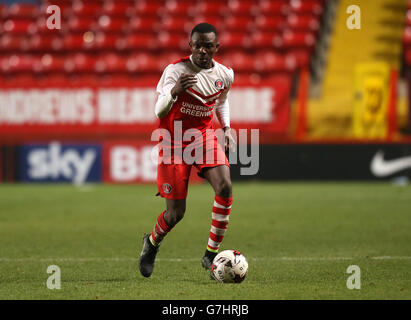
[
  {"xmin": 150, "ymin": 210, "xmax": 173, "ymax": 246},
  {"xmin": 207, "ymin": 195, "xmax": 233, "ymax": 253}
]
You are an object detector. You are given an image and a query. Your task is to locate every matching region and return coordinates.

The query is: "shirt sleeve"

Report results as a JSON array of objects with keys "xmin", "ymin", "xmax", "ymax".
[
  {"xmin": 154, "ymin": 64, "xmax": 180, "ymax": 118},
  {"xmin": 215, "ymin": 68, "xmax": 234, "ymax": 128}
]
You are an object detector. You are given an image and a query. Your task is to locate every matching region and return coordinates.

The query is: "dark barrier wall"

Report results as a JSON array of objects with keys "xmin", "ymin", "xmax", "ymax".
[
  {"xmin": 230, "ymin": 143, "xmax": 411, "ymax": 181},
  {"xmin": 2, "ymin": 143, "xmax": 411, "ymax": 182}
]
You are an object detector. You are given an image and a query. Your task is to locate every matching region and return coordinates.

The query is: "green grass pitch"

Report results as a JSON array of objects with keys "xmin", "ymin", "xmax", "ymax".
[{"xmin": 0, "ymin": 182, "xmax": 410, "ymax": 299}]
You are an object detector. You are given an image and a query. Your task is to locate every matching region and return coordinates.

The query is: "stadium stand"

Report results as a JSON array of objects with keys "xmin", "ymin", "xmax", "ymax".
[
  {"xmin": 403, "ymin": 0, "xmax": 411, "ymax": 133},
  {"xmin": 308, "ymin": 0, "xmax": 408, "ymax": 138},
  {"xmin": 0, "ymin": 0, "xmax": 328, "ymax": 86},
  {"xmin": 404, "ymin": 1, "xmax": 411, "ymax": 68}
]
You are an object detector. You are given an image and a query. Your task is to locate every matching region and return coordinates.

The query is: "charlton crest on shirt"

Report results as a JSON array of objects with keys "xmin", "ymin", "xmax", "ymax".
[
  {"xmin": 215, "ymin": 79, "xmax": 224, "ymax": 89},
  {"xmin": 162, "ymin": 183, "xmax": 172, "ymax": 194}
]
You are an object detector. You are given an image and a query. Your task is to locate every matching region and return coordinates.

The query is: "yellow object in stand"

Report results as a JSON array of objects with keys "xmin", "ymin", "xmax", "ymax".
[
  {"xmin": 352, "ymin": 62, "xmax": 390, "ymax": 138},
  {"xmin": 307, "ymin": 0, "xmax": 406, "ymax": 138}
]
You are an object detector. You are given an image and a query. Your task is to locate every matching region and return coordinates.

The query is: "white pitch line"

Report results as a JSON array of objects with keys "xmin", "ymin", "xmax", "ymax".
[{"xmin": 0, "ymin": 256, "xmax": 411, "ymax": 262}]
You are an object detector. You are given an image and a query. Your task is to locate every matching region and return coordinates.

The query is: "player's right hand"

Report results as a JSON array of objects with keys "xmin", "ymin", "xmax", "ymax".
[{"xmin": 171, "ymin": 73, "xmax": 197, "ymax": 97}]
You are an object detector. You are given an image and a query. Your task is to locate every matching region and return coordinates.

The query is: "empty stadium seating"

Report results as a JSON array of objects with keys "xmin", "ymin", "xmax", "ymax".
[
  {"xmin": 0, "ymin": 0, "xmax": 327, "ymax": 85},
  {"xmin": 404, "ymin": 3, "xmax": 411, "ymax": 68}
]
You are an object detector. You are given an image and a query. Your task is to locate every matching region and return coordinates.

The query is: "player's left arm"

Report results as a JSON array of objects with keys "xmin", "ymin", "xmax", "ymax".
[{"xmin": 215, "ymin": 70, "xmax": 235, "ymax": 152}]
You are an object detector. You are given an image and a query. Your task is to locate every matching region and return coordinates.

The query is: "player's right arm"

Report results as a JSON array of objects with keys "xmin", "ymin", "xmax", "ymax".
[{"xmin": 155, "ymin": 66, "xmax": 197, "ymax": 119}]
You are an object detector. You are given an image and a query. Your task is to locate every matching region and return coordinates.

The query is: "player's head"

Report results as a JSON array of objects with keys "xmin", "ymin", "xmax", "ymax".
[{"xmin": 189, "ymin": 23, "xmax": 219, "ymax": 69}]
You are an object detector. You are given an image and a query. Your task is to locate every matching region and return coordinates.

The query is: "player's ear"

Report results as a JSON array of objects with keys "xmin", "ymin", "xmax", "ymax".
[{"xmin": 215, "ymin": 41, "xmax": 220, "ymax": 52}]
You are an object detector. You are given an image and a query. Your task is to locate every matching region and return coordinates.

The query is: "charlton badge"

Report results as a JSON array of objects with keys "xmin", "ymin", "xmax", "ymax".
[
  {"xmin": 162, "ymin": 183, "xmax": 172, "ymax": 194},
  {"xmin": 215, "ymin": 79, "xmax": 224, "ymax": 89}
]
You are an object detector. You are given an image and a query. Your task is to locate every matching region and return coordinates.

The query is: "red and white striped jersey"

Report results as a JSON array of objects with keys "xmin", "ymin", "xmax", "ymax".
[{"xmin": 155, "ymin": 55, "xmax": 234, "ymax": 139}]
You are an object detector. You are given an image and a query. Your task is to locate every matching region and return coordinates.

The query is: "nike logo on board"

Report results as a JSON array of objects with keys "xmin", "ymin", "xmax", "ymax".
[{"xmin": 370, "ymin": 151, "xmax": 411, "ymax": 177}]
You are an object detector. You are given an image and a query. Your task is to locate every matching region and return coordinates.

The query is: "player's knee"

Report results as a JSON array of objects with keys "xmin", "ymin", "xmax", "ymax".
[
  {"xmin": 166, "ymin": 204, "xmax": 186, "ymax": 227},
  {"xmin": 168, "ymin": 209, "xmax": 185, "ymax": 226},
  {"xmin": 216, "ymin": 180, "xmax": 232, "ymax": 198}
]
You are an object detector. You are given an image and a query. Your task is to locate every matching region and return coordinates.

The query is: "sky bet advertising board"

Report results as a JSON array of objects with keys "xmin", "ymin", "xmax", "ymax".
[{"xmin": 19, "ymin": 142, "xmax": 102, "ymax": 184}]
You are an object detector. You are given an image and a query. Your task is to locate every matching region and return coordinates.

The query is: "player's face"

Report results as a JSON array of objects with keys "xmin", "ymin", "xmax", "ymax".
[{"xmin": 189, "ymin": 32, "xmax": 219, "ymax": 69}]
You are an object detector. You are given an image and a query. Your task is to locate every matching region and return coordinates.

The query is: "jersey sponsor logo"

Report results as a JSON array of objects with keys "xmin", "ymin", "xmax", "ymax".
[
  {"xmin": 162, "ymin": 183, "xmax": 172, "ymax": 194},
  {"xmin": 215, "ymin": 79, "xmax": 224, "ymax": 89},
  {"xmin": 370, "ymin": 150, "xmax": 411, "ymax": 177}
]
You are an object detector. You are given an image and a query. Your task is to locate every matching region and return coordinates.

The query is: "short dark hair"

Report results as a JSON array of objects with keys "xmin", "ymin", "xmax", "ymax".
[{"xmin": 190, "ymin": 23, "xmax": 218, "ymax": 38}]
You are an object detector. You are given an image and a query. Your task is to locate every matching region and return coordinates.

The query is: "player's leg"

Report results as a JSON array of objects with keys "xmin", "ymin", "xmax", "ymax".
[
  {"xmin": 201, "ymin": 164, "xmax": 233, "ymax": 269},
  {"xmin": 138, "ymin": 163, "xmax": 190, "ymax": 278},
  {"xmin": 150, "ymin": 198, "xmax": 186, "ymax": 246}
]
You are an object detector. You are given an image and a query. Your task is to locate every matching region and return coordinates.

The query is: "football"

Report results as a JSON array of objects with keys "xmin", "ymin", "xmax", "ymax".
[{"xmin": 210, "ymin": 250, "xmax": 248, "ymax": 283}]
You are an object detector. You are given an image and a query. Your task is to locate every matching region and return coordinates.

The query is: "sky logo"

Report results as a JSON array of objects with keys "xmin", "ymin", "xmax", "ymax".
[{"xmin": 19, "ymin": 142, "xmax": 101, "ymax": 184}]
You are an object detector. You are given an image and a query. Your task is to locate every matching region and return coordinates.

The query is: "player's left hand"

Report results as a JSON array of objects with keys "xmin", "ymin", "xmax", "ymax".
[{"xmin": 223, "ymin": 127, "xmax": 236, "ymax": 153}]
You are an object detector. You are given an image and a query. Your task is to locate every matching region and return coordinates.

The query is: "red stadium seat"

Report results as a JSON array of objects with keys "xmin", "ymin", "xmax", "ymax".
[
  {"xmin": 97, "ymin": 16, "xmax": 128, "ymax": 33},
  {"xmin": 95, "ymin": 53, "xmax": 128, "ymax": 73},
  {"xmin": 289, "ymin": 0, "xmax": 323, "ymax": 16},
  {"xmin": 157, "ymin": 32, "xmax": 187, "ymax": 50},
  {"xmin": 192, "ymin": 16, "xmax": 222, "ymax": 30},
  {"xmin": 252, "ymin": 15, "xmax": 286, "ymax": 32},
  {"xmin": 223, "ymin": 16, "xmax": 253, "ymax": 32},
  {"xmin": 2, "ymin": 54, "xmax": 38, "ymax": 73},
  {"xmin": 287, "ymin": 49, "xmax": 311, "ymax": 68},
  {"xmin": 157, "ymin": 52, "xmax": 183, "ymax": 70},
  {"xmin": 219, "ymin": 32, "xmax": 251, "ymax": 49},
  {"xmin": 249, "ymin": 31, "xmax": 280, "ymax": 49},
  {"xmin": 126, "ymin": 53, "xmax": 159, "ymax": 73},
  {"xmin": 128, "ymin": 17, "xmax": 158, "ymax": 33},
  {"xmin": 67, "ymin": 16, "xmax": 96, "ymax": 33},
  {"xmin": 2, "ymin": 19, "xmax": 36, "ymax": 34},
  {"xmin": 195, "ymin": 2, "xmax": 226, "ymax": 16},
  {"xmin": 280, "ymin": 30, "xmax": 316, "ymax": 50},
  {"xmin": 68, "ymin": 53, "xmax": 97, "ymax": 73},
  {"xmin": 117, "ymin": 34, "xmax": 157, "ymax": 51},
  {"xmin": 254, "ymin": 51, "xmax": 297, "ymax": 73},
  {"xmin": 257, "ymin": 0, "xmax": 290, "ymax": 15},
  {"xmin": 28, "ymin": 35, "xmax": 63, "ymax": 51},
  {"xmin": 72, "ymin": 1, "xmax": 103, "ymax": 17},
  {"xmin": 37, "ymin": 54, "xmax": 67, "ymax": 73},
  {"xmin": 5, "ymin": 3, "xmax": 39, "ymax": 18},
  {"xmin": 159, "ymin": 16, "xmax": 194, "ymax": 34},
  {"xmin": 102, "ymin": 1, "xmax": 134, "ymax": 17},
  {"xmin": 232, "ymin": 73, "xmax": 260, "ymax": 85},
  {"xmin": 0, "ymin": 35, "xmax": 28, "ymax": 51},
  {"xmin": 135, "ymin": 1, "xmax": 163, "ymax": 16},
  {"xmin": 227, "ymin": 0, "xmax": 258, "ymax": 16},
  {"xmin": 403, "ymin": 27, "xmax": 411, "ymax": 46},
  {"xmin": 62, "ymin": 33, "xmax": 94, "ymax": 51},
  {"xmin": 220, "ymin": 52, "xmax": 254, "ymax": 72},
  {"xmin": 286, "ymin": 14, "xmax": 320, "ymax": 32},
  {"xmin": 160, "ymin": 0, "xmax": 195, "ymax": 17},
  {"xmin": 94, "ymin": 32, "xmax": 120, "ymax": 50}
]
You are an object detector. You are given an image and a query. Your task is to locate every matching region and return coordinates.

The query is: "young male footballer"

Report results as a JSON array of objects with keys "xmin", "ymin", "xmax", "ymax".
[{"xmin": 138, "ymin": 23, "xmax": 236, "ymax": 277}]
